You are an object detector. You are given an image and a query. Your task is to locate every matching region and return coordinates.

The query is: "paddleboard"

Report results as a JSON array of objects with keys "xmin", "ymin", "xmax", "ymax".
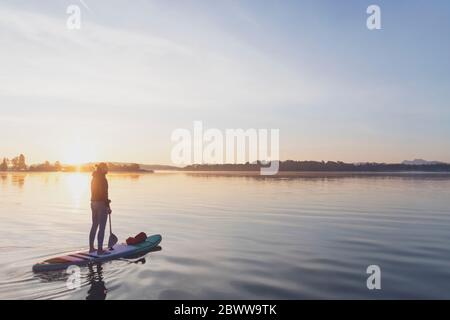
[{"xmin": 32, "ymin": 234, "xmax": 162, "ymax": 272}]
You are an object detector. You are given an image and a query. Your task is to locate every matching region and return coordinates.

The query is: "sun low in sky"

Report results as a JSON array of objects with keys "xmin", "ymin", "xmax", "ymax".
[
  {"xmin": 61, "ymin": 142, "xmax": 98, "ymax": 165},
  {"xmin": 1, "ymin": 0, "xmax": 450, "ymax": 165}
]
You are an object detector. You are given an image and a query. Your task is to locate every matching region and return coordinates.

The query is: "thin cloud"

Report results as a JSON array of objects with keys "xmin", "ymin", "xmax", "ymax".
[{"xmin": 0, "ymin": 5, "xmax": 321, "ymax": 110}]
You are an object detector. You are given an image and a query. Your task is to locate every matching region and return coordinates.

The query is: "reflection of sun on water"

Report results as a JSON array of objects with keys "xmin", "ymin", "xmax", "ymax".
[{"xmin": 65, "ymin": 174, "xmax": 89, "ymax": 208}]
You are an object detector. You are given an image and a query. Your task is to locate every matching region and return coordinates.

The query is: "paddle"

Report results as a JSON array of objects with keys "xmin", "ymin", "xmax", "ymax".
[{"xmin": 108, "ymin": 214, "xmax": 118, "ymax": 250}]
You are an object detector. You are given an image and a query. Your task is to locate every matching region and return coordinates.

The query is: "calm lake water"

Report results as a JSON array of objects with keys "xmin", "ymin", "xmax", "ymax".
[{"xmin": 1, "ymin": 171, "xmax": 450, "ymax": 299}]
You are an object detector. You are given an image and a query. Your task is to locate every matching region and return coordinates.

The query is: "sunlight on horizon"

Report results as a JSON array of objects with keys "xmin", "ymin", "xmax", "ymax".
[
  {"xmin": 61, "ymin": 142, "xmax": 98, "ymax": 166},
  {"xmin": 64, "ymin": 173, "xmax": 89, "ymax": 208}
]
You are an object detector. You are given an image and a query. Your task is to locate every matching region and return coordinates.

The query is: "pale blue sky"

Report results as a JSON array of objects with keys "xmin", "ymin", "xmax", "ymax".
[{"xmin": 1, "ymin": 0, "xmax": 449, "ymax": 164}]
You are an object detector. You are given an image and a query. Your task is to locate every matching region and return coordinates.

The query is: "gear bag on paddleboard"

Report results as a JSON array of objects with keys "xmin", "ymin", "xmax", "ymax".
[{"xmin": 126, "ymin": 232, "xmax": 147, "ymax": 245}]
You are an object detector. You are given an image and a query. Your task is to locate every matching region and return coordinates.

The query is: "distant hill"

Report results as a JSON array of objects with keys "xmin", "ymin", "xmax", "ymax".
[{"xmin": 402, "ymin": 159, "xmax": 445, "ymax": 165}]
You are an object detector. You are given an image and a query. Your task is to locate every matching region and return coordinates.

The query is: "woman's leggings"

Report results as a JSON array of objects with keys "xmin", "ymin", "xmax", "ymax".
[{"xmin": 89, "ymin": 201, "xmax": 109, "ymax": 250}]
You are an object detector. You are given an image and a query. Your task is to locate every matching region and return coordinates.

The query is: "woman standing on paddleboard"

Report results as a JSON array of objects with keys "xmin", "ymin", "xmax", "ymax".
[{"xmin": 89, "ymin": 163, "xmax": 112, "ymax": 255}]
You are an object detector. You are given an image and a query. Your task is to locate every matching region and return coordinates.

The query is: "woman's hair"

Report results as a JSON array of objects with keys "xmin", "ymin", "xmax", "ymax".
[{"xmin": 95, "ymin": 162, "xmax": 108, "ymax": 172}]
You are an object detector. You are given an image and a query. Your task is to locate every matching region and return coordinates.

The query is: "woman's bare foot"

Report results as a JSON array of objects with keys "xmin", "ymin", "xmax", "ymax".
[{"xmin": 97, "ymin": 249, "xmax": 110, "ymax": 256}]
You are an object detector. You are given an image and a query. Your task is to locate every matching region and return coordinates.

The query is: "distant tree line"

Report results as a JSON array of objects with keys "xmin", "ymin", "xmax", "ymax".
[
  {"xmin": 29, "ymin": 161, "xmax": 62, "ymax": 172},
  {"xmin": 183, "ymin": 160, "xmax": 450, "ymax": 172},
  {"xmin": 0, "ymin": 154, "xmax": 27, "ymax": 171},
  {"xmin": 3, "ymin": 155, "xmax": 449, "ymax": 173},
  {"xmin": 0, "ymin": 155, "xmax": 148, "ymax": 173}
]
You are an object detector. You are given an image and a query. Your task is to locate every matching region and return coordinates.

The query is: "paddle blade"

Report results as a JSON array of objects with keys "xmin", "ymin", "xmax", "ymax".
[{"xmin": 108, "ymin": 233, "xmax": 118, "ymax": 249}]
